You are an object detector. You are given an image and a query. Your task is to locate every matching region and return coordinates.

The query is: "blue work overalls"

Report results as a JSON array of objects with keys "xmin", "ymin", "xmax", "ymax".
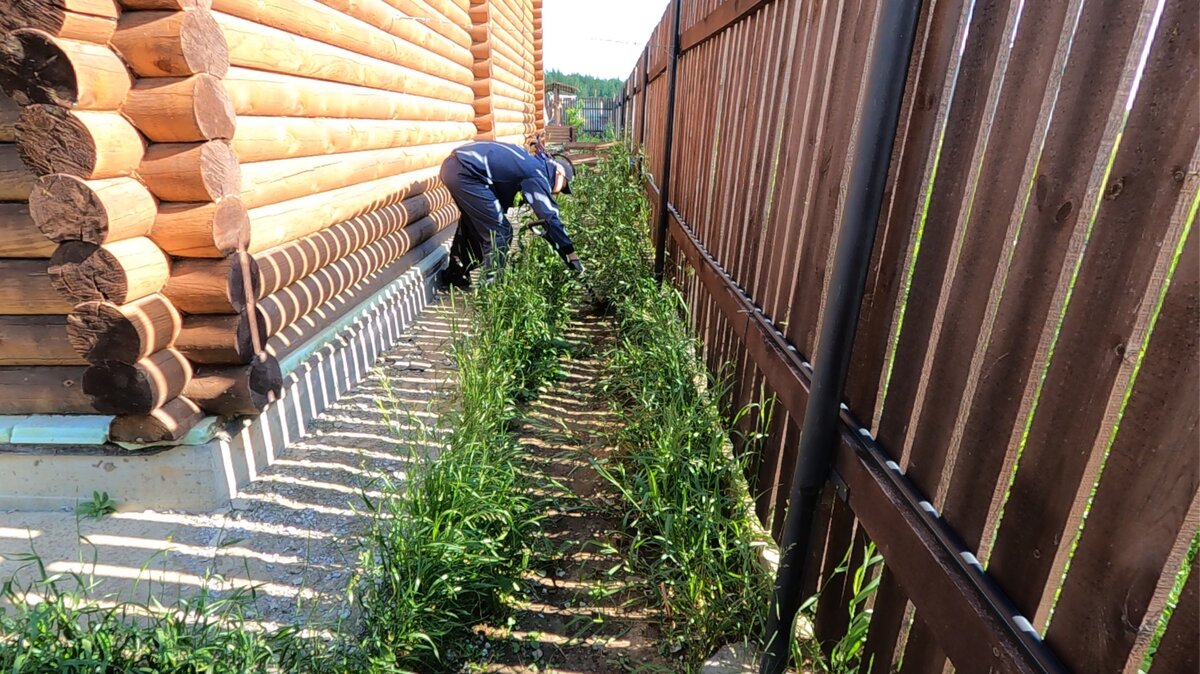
[{"xmin": 439, "ymin": 141, "xmax": 575, "ymax": 282}]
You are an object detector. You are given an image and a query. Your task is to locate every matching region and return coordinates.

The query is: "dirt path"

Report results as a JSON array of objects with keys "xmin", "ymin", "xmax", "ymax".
[{"xmin": 465, "ymin": 311, "xmax": 678, "ymax": 673}]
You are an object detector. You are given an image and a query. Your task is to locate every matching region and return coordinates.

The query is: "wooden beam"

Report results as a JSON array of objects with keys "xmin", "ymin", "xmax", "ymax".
[
  {"xmin": 255, "ymin": 190, "xmax": 453, "ymax": 297},
  {"xmin": 0, "ymin": 30, "xmax": 131, "ymax": 108},
  {"xmin": 0, "ymin": 259, "xmax": 74, "ymax": 314},
  {"xmin": 0, "ymin": 316, "xmax": 86, "ymax": 365},
  {"xmin": 30, "ymin": 175, "xmax": 157, "ymax": 245},
  {"xmin": 66, "ymin": 293, "xmax": 182, "ymax": 364},
  {"xmin": 245, "ymin": 165, "xmax": 440, "ymax": 253},
  {"xmin": 123, "ymin": 74, "xmax": 237, "ymax": 142},
  {"xmin": 0, "ymin": 0, "xmax": 119, "ymax": 44},
  {"xmin": 112, "ymin": 10, "xmax": 230, "ymax": 78},
  {"xmin": 150, "ymin": 197, "xmax": 249, "ymax": 258},
  {"xmin": 16, "ymin": 106, "xmax": 145, "ymax": 179},
  {"xmin": 183, "ymin": 356, "xmax": 282, "ymax": 415},
  {"xmin": 239, "ymin": 141, "xmax": 458, "ymax": 209},
  {"xmin": 213, "ymin": 11, "xmax": 471, "ymax": 104},
  {"xmin": 221, "ymin": 67, "xmax": 474, "ymax": 122},
  {"xmin": 162, "ymin": 254, "xmax": 259, "ymax": 314},
  {"xmin": 175, "ymin": 310, "xmax": 263, "ymax": 364},
  {"xmin": 49, "ymin": 237, "xmax": 171, "ymax": 304},
  {"xmin": 108, "ymin": 395, "xmax": 205, "ymax": 443},
  {"xmin": 0, "ymin": 365, "xmax": 92, "ymax": 413},
  {"xmin": 83, "ymin": 347, "xmax": 192, "ymax": 415},
  {"xmin": 138, "ymin": 140, "xmax": 241, "ymax": 203},
  {"xmin": 210, "ymin": 0, "xmax": 472, "ymax": 85},
  {"xmin": 0, "ymin": 202, "xmax": 57, "ymax": 257},
  {"xmin": 0, "ymin": 143, "xmax": 35, "ymax": 201},
  {"xmin": 231, "ymin": 116, "xmax": 475, "ymax": 163}
]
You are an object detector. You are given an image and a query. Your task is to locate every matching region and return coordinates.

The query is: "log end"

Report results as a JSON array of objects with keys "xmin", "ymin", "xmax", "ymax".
[
  {"xmin": 0, "ymin": 29, "xmax": 78, "ymax": 107},
  {"xmin": 200, "ymin": 140, "xmax": 240, "ymax": 200},
  {"xmin": 31, "ymin": 175, "xmax": 157, "ymax": 244},
  {"xmin": 49, "ymin": 241, "xmax": 126, "ymax": 303},
  {"xmin": 212, "ymin": 197, "xmax": 250, "ymax": 254},
  {"xmin": 186, "ymin": 356, "xmax": 282, "ymax": 416},
  {"xmin": 16, "ymin": 104, "xmax": 98, "ymax": 177},
  {"xmin": 84, "ymin": 349, "xmax": 191, "ymax": 415},
  {"xmin": 181, "ymin": 11, "xmax": 230, "ymax": 78},
  {"xmin": 67, "ymin": 301, "xmax": 141, "ymax": 363},
  {"xmin": 109, "ymin": 396, "xmax": 204, "ymax": 444},
  {"xmin": 193, "ymin": 73, "xmax": 236, "ymax": 140}
]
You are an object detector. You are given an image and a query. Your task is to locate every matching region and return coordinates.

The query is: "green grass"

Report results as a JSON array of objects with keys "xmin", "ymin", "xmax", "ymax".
[
  {"xmin": 348, "ymin": 236, "xmax": 571, "ymax": 671},
  {"xmin": 567, "ymin": 145, "xmax": 775, "ymax": 667}
]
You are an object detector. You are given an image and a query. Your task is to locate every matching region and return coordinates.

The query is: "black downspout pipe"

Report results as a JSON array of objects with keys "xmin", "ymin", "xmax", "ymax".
[
  {"xmin": 759, "ymin": 2, "xmax": 922, "ymax": 672},
  {"xmin": 652, "ymin": 0, "xmax": 682, "ymax": 281}
]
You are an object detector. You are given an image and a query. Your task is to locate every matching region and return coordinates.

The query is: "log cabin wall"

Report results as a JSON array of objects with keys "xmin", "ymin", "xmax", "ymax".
[
  {"xmin": 0, "ymin": 0, "xmax": 536, "ymax": 446},
  {"xmin": 469, "ymin": 0, "xmax": 540, "ymax": 144}
]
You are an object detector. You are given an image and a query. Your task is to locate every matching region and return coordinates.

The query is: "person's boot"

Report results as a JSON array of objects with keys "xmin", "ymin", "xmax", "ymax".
[{"xmin": 440, "ymin": 261, "xmax": 471, "ymax": 291}]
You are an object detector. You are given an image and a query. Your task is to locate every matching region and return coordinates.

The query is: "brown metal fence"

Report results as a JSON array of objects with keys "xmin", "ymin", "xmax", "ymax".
[{"xmin": 620, "ymin": 0, "xmax": 1199, "ymax": 672}]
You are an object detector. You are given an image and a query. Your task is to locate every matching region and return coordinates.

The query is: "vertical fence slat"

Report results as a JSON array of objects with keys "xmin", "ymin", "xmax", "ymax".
[
  {"xmin": 841, "ymin": 0, "xmax": 963, "ymax": 423},
  {"xmin": 984, "ymin": 0, "xmax": 1185, "ymax": 624},
  {"xmin": 1147, "ymin": 551, "xmax": 1199, "ymax": 674}
]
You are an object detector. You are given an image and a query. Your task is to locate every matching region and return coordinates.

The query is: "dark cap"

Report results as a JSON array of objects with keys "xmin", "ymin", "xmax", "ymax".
[{"xmin": 549, "ymin": 156, "xmax": 574, "ymax": 194}]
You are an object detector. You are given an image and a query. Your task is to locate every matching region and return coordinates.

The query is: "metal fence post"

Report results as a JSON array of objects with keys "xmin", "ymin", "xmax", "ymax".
[
  {"xmin": 758, "ymin": 1, "xmax": 922, "ymax": 671},
  {"xmin": 652, "ymin": 0, "xmax": 682, "ymax": 281}
]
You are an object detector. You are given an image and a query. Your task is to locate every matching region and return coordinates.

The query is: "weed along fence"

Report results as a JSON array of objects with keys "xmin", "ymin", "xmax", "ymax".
[
  {"xmin": 0, "ymin": 0, "xmax": 545, "ymax": 511},
  {"xmin": 622, "ymin": 0, "xmax": 1198, "ymax": 673}
]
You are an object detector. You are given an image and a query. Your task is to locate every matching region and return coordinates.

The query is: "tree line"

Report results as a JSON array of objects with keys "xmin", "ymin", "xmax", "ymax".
[{"xmin": 545, "ymin": 70, "xmax": 624, "ymax": 99}]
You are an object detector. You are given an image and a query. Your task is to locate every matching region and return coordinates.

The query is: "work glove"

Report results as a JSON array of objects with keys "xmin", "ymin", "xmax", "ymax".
[{"xmin": 568, "ymin": 257, "xmax": 585, "ymax": 274}]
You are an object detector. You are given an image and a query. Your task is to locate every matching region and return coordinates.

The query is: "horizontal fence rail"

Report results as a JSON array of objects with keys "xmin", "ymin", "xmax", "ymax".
[{"xmin": 621, "ymin": 0, "xmax": 1200, "ymax": 672}]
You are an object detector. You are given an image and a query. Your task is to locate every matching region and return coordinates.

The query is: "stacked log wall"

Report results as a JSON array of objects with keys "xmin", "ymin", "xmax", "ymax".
[
  {"xmin": 0, "ymin": 0, "xmax": 544, "ymax": 441},
  {"xmin": 470, "ymin": 0, "xmax": 539, "ymax": 145}
]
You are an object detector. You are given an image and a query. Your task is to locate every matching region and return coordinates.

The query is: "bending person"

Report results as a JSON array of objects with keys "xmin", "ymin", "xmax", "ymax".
[{"xmin": 439, "ymin": 140, "xmax": 582, "ymax": 289}]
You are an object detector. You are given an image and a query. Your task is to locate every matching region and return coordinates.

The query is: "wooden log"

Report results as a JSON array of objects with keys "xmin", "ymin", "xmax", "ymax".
[
  {"xmin": 210, "ymin": 0, "xmax": 472, "ymax": 85},
  {"xmin": 183, "ymin": 356, "xmax": 281, "ymax": 415},
  {"xmin": 416, "ymin": 0, "xmax": 471, "ymax": 47},
  {"xmin": 213, "ymin": 12, "xmax": 473, "ymax": 105},
  {"xmin": 0, "ymin": 0, "xmax": 119, "ymax": 43},
  {"xmin": 108, "ymin": 395, "xmax": 204, "ymax": 443},
  {"xmin": 112, "ymin": 10, "xmax": 230, "ymax": 78},
  {"xmin": 0, "ymin": 259, "xmax": 74, "ymax": 314},
  {"xmin": 0, "ymin": 30, "xmax": 131, "ymax": 108},
  {"xmin": 0, "ymin": 316, "xmax": 86, "ymax": 365},
  {"xmin": 255, "ymin": 189, "xmax": 452, "ymax": 296},
  {"xmin": 83, "ymin": 347, "xmax": 192, "ymax": 414},
  {"xmin": 258, "ymin": 209, "xmax": 453, "ymax": 335},
  {"xmin": 222, "ymin": 67, "xmax": 474, "ymax": 122},
  {"xmin": 67, "ymin": 293, "xmax": 181, "ymax": 364},
  {"xmin": 0, "ymin": 202, "xmax": 57, "ymax": 257},
  {"xmin": 175, "ymin": 310, "xmax": 264, "ymax": 364},
  {"xmin": 30, "ymin": 175, "xmax": 157, "ymax": 245},
  {"xmin": 0, "ymin": 95, "xmax": 17, "ymax": 143},
  {"xmin": 315, "ymin": 0, "xmax": 473, "ymax": 71},
  {"xmin": 0, "ymin": 365, "xmax": 92, "ymax": 413},
  {"xmin": 0, "ymin": 144, "xmax": 35, "ymax": 201},
  {"xmin": 231, "ymin": 116, "xmax": 476, "ymax": 163},
  {"xmin": 138, "ymin": 140, "xmax": 240, "ymax": 202},
  {"xmin": 150, "ymin": 197, "xmax": 248, "ymax": 258},
  {"xmin": 121, "ymin": 0, "xmax": 212, "ymax": 9},
  {"xmin": 266, "ymin": 225, "xmax": 451, "ymax": 362},
  {"xmin": 49, "ymin": 237, "xmax": 171, "ymax": 304},
  {"xmin": 123, "ymin": 74, "xmax": 236, "ymax": 142},
  {"xmin": 246, "ymin": 166, "xmax": 440, "ymax": 253},
  {"xmin": 163, "ymin": 255, "xmax": 259, "ymax": 314},
  {"xmin": 240, "ymin": 141, "xmax": 460, "ymax": 209},
  {"xmin": 17, "ymin": 106, "xmax": 145, "ymax": 179}
]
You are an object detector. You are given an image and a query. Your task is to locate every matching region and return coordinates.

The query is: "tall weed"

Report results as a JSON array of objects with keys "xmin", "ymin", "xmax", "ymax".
[
  {"xmin": 351, "ymin": 239, "xmax": 570, "ymax": 671},
  {"xmin": 569, "ymin": 145, "xmax": 773, "ymax": 664}
]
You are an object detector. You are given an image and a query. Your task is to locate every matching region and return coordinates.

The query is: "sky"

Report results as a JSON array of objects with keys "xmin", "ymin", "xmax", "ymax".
[{"xmin": 543, "ymin": 0, "xmax": 672, "ymax": 80}]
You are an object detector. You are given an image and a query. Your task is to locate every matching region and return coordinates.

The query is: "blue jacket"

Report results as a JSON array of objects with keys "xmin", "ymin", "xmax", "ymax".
[{"xmin": 451, "ymin": 141, "xmax": 575, "ymax": 256}]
